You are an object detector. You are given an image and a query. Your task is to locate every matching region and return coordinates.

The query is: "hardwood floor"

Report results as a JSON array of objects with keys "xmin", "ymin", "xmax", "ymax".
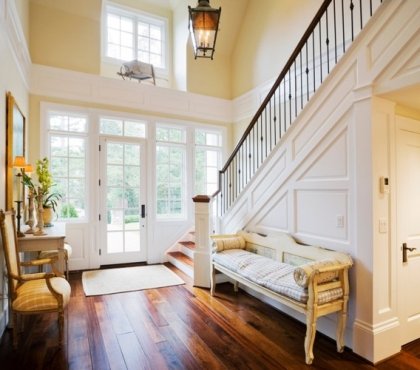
[{"xmin": 1, "ymin": 265, "xmax": 420, "ymax": 370}]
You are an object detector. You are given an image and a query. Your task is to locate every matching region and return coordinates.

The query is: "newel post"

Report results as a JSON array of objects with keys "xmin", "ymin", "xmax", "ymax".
[{"xmin": 192, "ymin": 195, "xmax": 212, "ymax": 288}]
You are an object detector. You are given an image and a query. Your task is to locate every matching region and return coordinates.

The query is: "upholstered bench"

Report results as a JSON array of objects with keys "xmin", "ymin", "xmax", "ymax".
[{"xmin": 210, "ymin": 231, "xmax": 353, "ymax": 365}]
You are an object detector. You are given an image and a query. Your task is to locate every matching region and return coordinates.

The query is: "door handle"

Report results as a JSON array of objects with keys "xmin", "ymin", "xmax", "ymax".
[
  {"xmin": 141, "ymin": 204, "xmax": 146, "ymax": 218},
  {"xmin": 402, "ymin": 242, "xmax": 417, "ymax": 263}
]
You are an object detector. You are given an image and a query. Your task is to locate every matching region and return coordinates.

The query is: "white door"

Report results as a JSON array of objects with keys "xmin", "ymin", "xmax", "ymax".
[
  {"xmin": 99, "ymin": 137, "xmax": 147, "ymax": 265},
  {"xmin": 396, "ymin": 116, "xmax": 420, "ymax": 344}
]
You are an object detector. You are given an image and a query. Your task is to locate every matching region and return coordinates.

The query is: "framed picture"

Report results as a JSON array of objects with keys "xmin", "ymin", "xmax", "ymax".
[{"xmin": 5, "ymin": 92, "xmax": 26, "ymax": 210}]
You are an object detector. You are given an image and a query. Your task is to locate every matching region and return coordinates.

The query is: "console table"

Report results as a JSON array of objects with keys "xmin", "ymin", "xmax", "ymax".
[{"xmin": 18, "ymin": 223, "xmax": 66, "ymax": 275}]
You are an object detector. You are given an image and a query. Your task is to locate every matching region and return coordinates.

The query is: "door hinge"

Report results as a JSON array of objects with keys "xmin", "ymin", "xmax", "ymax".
[
  {"xmin": 99, "ymin": 249, "xmax": 101, "ymax": 256},
  {"xmin": 99, "ymin": 214, "xmax": 101, "ymax": 221},
  {"xmin": 99, "ymin": 144, "xmax": 101, "ymax": 151},
  {"xmin": 99, "ymin": 179, "xmax": 101, "ymax": 186}
]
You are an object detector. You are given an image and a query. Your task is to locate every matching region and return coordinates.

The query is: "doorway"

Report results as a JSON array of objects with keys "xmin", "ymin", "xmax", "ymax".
[
  {"xmin": 99, "ymin": 137, "xmax": 147, "ymax": 265},
  {"xmin": 396, "ymin": 116, "xmax": 420, "ymax": 345}
]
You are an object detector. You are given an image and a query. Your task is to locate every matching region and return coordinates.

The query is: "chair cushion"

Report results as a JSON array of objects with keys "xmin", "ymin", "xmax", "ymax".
[{"xmin": 13, "ymin": 277, "xmax": 71, "ymax": 312}]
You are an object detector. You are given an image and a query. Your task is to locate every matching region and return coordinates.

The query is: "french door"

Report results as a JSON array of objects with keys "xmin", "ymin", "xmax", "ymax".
[{"xmin": 99, "ymin": 137, "xmax": 147, "ymax": 265}]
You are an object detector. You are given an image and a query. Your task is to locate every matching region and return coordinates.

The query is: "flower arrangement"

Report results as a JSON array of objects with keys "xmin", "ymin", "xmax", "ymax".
[{"xmin": 22, "ymin": 157, "xmax": 62, "ymax": 212}]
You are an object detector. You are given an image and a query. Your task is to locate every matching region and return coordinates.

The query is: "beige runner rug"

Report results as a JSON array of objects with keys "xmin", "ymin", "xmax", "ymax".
[{"xmin": 82, "ymin": 264, "xmax": 185, "ymax": 296}]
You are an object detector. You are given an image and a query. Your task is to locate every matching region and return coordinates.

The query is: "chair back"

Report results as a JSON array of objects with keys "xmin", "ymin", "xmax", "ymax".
[{"xmin": 0, "ymin": 210, "xmax": 21, "ymax": 294}]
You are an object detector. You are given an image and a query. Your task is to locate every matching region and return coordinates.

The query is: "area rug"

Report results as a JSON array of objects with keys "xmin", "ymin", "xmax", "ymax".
[{"xmin": 82, "ymin": 265, "xmax": 185, "ymax": 296}]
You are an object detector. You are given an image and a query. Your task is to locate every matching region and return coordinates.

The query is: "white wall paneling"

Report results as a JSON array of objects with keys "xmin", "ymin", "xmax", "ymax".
[{"xmin": 30, "ymin": 64, "xmax": 232, "ymax": 124}]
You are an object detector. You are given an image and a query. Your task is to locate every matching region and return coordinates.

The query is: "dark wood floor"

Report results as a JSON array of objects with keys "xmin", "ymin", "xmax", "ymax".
[{"xmin": 1, "ymin": 265, "xmax": 420, "ymax": 370}]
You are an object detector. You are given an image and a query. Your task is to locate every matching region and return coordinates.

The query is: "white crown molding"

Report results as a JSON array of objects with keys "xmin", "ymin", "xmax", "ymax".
[
  {"xmin": 2, "ymin": 0, "xmax": 31, "ymax": 88},
  {"xmin": 30, "ymin": 64, "xmax": 233, "ymax": 124}
]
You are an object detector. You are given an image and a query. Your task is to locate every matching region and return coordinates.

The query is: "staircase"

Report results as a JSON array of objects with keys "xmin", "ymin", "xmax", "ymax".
[
  {"xmin": 167, "ymin": 230, "xmax": 196, "ymax": 277},
  {"xmin": 167, "ymin": 0, "xmax": 388, "ymax": 284}
]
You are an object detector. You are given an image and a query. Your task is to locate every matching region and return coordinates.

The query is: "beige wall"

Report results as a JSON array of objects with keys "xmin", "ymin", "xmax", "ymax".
[
  {"xmin": 186, "ymin": 44, "xmax": 232, "ymax": 99},
  {"xmin": 231, "ymin": 0, "xmax": 323, "ymax": 98},
  {"xmin": 30, "ymin": 0, "xmax": 101, "ymax": 74}
]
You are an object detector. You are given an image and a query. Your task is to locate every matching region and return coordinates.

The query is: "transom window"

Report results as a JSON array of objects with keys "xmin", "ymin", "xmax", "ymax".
[
  {"xmin": 47, "ymin": 112, "xmax": 88, "ymax": 220},
  {"xmin": 105, "ymin": 3, "xmax": 166, "ymax": 70},
  {"xmin": 100, "ymin": 117, "xmax": 146, "ymax": 138}
]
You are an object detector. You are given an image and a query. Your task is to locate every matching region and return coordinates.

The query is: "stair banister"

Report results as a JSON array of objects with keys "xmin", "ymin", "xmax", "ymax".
[{"xmin": 210, "ymin": 0, "xmax": 383, "ymax": 216}]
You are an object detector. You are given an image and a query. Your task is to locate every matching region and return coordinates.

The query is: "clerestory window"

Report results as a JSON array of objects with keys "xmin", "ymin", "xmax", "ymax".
[{"xmin": 104, "ymin": 3, "xmax": 167, "ymax": 72}]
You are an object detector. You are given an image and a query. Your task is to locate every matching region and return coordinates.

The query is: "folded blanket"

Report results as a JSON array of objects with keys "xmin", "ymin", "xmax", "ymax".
[{"xmin": 293, "ymin": 259, "xmax": 339, "ymax": 288}]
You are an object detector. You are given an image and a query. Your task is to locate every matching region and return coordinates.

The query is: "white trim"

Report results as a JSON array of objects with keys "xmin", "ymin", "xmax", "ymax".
[
  {"xmin": 31, "ymin": 64, "xmax": 232, "ymax": 124},
  {"xmin": 2, "ymin": 0, "xmax": 31, "ymax": 88}
]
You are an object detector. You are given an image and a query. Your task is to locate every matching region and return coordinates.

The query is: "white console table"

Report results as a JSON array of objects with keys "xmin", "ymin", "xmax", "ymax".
[{"xmin": 18, "ymin": 223, "xmax": 66, "ymax": 275}]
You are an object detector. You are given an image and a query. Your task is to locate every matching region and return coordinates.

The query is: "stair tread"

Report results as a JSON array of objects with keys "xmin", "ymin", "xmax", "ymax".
[
  {"xmin": 167, "ymin": 251, "xmax": 193, "ymax": 266},
  {"xmin": 179, "ymin": 240, "xmax": 196, "ymax": 249}
]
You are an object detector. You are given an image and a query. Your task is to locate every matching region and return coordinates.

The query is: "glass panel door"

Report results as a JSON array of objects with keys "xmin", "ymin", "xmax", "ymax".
[{"xmin": 100, "ymin": 137, "xmax": 146, "ymax": 264}]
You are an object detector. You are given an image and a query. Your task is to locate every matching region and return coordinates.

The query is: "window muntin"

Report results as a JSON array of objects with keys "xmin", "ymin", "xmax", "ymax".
[
  {"xmin": 156, "ymin": 126, "xmax": 186, "ymax": 219},
  {"xmin": 47, "ymin": 112, "xmax": 88, "ymax": 221},
  {"xmin": 195, "ymin": 129, "xmax": 222, "ymax": 196},
  {"xmin": 100, "ymin": 117, "xmax": 146, "ymax": 138},
  {"xmin": 105, "ymin": 4, "xmax": 166, "ymax": 70}
]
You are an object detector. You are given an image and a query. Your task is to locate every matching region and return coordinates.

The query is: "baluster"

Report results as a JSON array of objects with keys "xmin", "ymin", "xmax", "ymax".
[
  {"xmin": 265, "ymin": 108, "xmax": 268, "ymax": 158},
  {"xmin": 306, "ymin": 42, "xmax": 309, "ymax": 101},
  {"xmin": 326, "ymin": 7, "xmax": 330, "ymax": 74},
  {"xmin": 350, "ymin": 0, "xmax": 354, "ymax": 41},
  {"xmin": 342, "ymin": 0, "xmax": 346, "ymax": 53},
  {"xmin": 312, "ymin": 33, "xmax": 316, "ymax": 94},
  {"xmin": 260, "ymin": 116, "xmax": 264, "ymax": 166},
  {"xmin": 319, "ymin": 22, "xmax": 323, "ymax": 84},
  {"xmin": 370, "ymin": 0, "xmax": 373, "ymax": 16},
  {"xmin": 359, "ymin": 0, "xmax": 363, "ymax": 30},
  {"xmin": 294, "ymin": 61, "xmax": 297, "ymax": 118},
  {"xmin": 300, "ymin": 51, "xmax": 303, "ymax": 110},
  {"xmin": 278, "ymin": 85, "xmax": 282, "ymax": 139},
  {"xmin": 273, "ymin": 90, "xmax": 277, "ymax": 144},
  {"xmin": 334, "ymin": 0, "xmax": 338, "ymax": 63}
]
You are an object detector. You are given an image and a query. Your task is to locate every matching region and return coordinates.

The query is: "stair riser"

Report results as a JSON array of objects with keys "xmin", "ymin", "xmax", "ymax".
[
  {"xmin": 167, "ymin": 255, "xmax": 193, "ymax": 277},
  {"xmin": 180, "ymin": 245, "xmax": 194, "ymax": 259}
]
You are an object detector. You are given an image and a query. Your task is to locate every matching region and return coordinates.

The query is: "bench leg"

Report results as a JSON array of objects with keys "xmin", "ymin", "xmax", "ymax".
[
  {"xmin": 233, "ymin": 280, "xmax": 239, "ymax": 293},
  {"xmin": 304, "ymin": 313, "xmax": 317, "ymax": 365},
  {"xmin": 210, "ymin": 264, "xmax": 216, "ymax": 296}
]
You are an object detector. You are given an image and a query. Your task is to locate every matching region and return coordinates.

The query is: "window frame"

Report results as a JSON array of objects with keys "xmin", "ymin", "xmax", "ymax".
[
  {"xmin": 102, "ymin": 1, "xmax": 169, "ymax": 78},
  {"xmin": 44, "ymin": 109, "xmax": 90, "ymax": 223},
  {"xmin": 155, "ymin": 124, "xmax": 187, "ymax": 220},
  {"xmin": 194, "ymin": 128, "xmax": 223, "ymax": 196}
]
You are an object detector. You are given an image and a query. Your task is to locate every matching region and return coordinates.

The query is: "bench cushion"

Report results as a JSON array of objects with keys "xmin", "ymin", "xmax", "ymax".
[{"xmin": 213, "ymin": 249, "xmax": 343, "ymax": 305}]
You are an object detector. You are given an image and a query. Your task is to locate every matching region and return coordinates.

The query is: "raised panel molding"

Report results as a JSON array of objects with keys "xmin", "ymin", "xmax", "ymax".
[
  {"xmin": 252, "ymin": 193, "xmax": 288, "ymax": 234},
  {"xmin": 295, "ymin": 190, "xmax": 348, "ymax": 242},
  {"xmin": 301, "ymin": 129, "xmax": 348, "ymax": 181},
  {"xmin": 30, "ymin": 64, "xmax": 233, "ymax": 124}
]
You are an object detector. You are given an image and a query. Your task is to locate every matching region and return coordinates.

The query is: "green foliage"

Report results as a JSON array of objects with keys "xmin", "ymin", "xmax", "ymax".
[
  {"xmin": 60, "ymin": 204, "xmax": 79, "ymax": 218},
  {"xmin": 21, "ymin": 157, "xmax": 62, "ymax": 212},
  {"xmin": 124, "ymin": 215, "xmax": 139, "ymax": 223}
]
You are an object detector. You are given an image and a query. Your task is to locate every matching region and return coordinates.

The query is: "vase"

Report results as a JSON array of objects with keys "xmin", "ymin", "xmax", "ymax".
[
  {"xmin": 34, "ymin": 192, "xmax": 47, "ymax": 236},
  {"xmin": 42, "ymin": 207, "xmax": 54, "ymax": 227}
]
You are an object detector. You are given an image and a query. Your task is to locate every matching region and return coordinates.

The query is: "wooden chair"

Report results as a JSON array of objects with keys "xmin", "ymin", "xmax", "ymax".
[
  {"xmin": 38, "ymin": 243, "xmax": 72, "ymax": 280},
  {"xmin": 0, "ymin": 210, "xmax": 71, "ymax": 348}
]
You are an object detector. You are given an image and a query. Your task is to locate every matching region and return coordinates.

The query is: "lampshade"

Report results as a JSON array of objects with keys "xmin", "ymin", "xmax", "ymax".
[
  {"xmin": 24, "ymin": 164, "xmax": 33, "ymax": 174},
  {"xmin": 188, "ymin": 0, "xmax": 221, "ymax": 59},
  {"xmin": 13, "ymin": 156, "xmax": 26, "ymax": 169}
]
